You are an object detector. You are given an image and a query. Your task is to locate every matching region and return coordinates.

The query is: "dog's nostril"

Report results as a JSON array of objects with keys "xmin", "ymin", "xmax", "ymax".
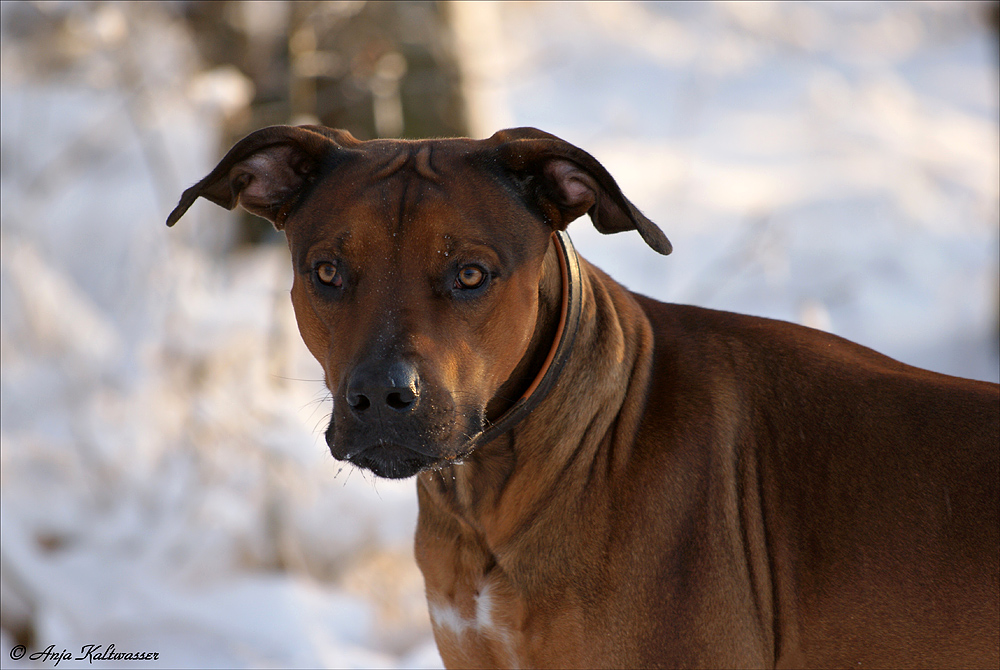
[
  {"xmin": 349, "ymin": 394, "xmax": 371, "ymax": 412},
  {"xmin": 386, "ymin": 391, "xmax": 413, "ymax": 410}
]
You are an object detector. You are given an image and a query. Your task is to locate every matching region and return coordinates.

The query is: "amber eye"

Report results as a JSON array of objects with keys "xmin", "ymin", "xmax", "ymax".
[
  {"xmin": 315, "ymin": 262, "xmax": 341, "ymax": 287},
  {"xmin": 455, "ymin": 265, "xmax": 486, "ymax": 290}
]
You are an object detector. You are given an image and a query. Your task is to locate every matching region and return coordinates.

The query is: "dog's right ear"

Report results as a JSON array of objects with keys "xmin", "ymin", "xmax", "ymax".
[{"xmin": 166, "ymin": 125, "xmax": 359, "ymax": 230}]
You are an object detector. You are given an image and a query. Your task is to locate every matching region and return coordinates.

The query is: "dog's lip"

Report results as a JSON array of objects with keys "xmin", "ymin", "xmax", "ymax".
[
  {"xmin": 340, "ymin": 439, "xmax": 434, "ymax": 460},
  {"xmin": 338, "ymin": 440, "xmax": 446, "ymax": 479},
  {"xmin": 332, "ymin": 434, "xmax": 477, "ymax": 477},
  {"xmin": 332, "ymin": 433, "xmax": 445, "ymax": 461},
  {"xmin": 330, "ymin": 410, "xmax": 485, "ymax": 460}
]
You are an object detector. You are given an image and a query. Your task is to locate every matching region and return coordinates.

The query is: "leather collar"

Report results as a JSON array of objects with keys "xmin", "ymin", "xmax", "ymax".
[{"xmin": 471, "ymin": 230, "xmax": 583, "ymax": 447}]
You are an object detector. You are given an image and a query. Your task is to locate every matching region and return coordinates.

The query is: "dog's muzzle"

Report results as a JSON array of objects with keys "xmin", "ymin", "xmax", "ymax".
[{"xmin": 326, "ymin": 359, "xmax": 480, "ymax": 479}]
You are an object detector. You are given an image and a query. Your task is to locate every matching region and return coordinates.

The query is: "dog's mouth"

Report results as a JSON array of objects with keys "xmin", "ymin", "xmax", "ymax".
[
  {"xmin": 344, "ymin": 442, "xmax": 440, "ymax": 479},
  {"xmin": 335, "ymin": 440, "xmax": 477, "ymax": 479},
  {"xmin": 326, "ymin": 412, "xmax": 483, "ymax": 479}
]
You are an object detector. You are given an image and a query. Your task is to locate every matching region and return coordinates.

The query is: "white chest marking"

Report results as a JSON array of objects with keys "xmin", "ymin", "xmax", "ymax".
[
  {"xmin": 429, "ymin": 582, "xmax": 522, "ymax": 667},
  {"xmin": 428, "ymin": 600, "xmax": 474, "ymax": 636},
  {"xmin": 429, "ymin": 582, "xmax": 498, "ymax": 636},
  {"xmin": 474, "ymin": 581, "xmax": 496, "ymax": 632}
]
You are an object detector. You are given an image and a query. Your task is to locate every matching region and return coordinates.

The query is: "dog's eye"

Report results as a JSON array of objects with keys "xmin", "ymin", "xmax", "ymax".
[
  {"xmin": 455, "ymin": 265, "xmax": 487, "ymax": 290},
  {"xmin": 315, "ymin": 262, "xmax": 341, "ymax": 287}
]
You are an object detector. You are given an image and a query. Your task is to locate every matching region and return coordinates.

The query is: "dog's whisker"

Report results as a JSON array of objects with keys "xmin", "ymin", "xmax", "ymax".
[{"xmin": 270, "ymin": 374, "xmax": 326, "ymax": 383}]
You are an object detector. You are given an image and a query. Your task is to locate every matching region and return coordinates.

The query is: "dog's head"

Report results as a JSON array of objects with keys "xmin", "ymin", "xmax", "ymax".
[{"xmin": 167, "ymin": 125, "xmax": 669, "ymax": 478}]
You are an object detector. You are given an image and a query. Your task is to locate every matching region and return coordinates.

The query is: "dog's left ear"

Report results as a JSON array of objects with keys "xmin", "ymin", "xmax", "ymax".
[
  {"xmin": 166, "ymin": 125, "xmax": 358, "ymax": 230},
  {"xmin": 490, "ymin": 128, "xmax": 672, "ymax": 255}
]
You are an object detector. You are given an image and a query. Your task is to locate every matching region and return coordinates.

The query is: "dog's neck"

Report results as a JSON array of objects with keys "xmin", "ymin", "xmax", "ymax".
[
  {"xmin": 480, "ymin": 231, "xmax": 582, "ymax": 441},
  {"xmin": 416, "ymin": 240, "xmax": 656, "ymax": 584}
]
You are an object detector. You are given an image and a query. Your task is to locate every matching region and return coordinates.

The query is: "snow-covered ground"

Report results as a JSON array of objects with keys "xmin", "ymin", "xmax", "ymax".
[{"xmin": 1, "ymin": 2, "xmax": 997, "ymax": 669}]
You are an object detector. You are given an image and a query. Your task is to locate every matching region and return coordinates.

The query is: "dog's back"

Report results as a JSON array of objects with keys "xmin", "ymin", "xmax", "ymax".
[{"xmin": 635, "ymin": 296, "xmax": 999, "ymax": 667}]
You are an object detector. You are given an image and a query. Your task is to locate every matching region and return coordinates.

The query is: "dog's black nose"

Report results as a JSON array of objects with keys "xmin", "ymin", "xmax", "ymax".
[{"xmin": 346, "ymin": 361, "xmax": 420, "ymax": 415}]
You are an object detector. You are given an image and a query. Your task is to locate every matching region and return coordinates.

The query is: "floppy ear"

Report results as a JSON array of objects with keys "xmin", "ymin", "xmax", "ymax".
[
  {"xmin": 489, "ymin": 127, "xmax": 672, "ymax": 255},
  {"xmin": 165, "ymin": 125, "xmax": 359, "ymax": 230}
]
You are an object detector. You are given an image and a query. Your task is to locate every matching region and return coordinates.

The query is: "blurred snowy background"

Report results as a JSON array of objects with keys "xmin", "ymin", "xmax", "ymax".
[{"xmin": 1, "ymin": 2, "xmax": 997, "ymax": 668}]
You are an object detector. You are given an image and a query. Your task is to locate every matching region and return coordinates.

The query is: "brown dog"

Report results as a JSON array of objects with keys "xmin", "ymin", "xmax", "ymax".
[{"xmin": 168, "ymin": 125, "xmax": 999, "ymax": 669}]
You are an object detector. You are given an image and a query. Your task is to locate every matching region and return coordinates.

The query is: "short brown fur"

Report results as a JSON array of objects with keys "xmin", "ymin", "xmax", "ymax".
[{"xmin": 168, "ymin": 125, "xmax": 999, "ymax": 669}]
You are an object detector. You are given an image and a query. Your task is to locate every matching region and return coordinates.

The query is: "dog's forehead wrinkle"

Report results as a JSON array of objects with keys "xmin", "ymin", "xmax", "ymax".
[
  {"xmin": 368, "ymin": 143, "xmax": 444, "ymax": 184},
  {"xmin": 415, "ymin": 144, "xmax": 439, "ymax": 181},
  {"xmin": 373, "ymin": 150, "xmax": 410, "ymax": 180}
]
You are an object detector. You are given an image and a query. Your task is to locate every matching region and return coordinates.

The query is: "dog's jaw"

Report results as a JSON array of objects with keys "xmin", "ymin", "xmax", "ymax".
[
  {"xmin": 324, "ymin": 399, "xmax": 486, "ymax": 479},
  {"xmin": 344, "ymin": 443, "xmax": 439, "ymax": 480}
]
